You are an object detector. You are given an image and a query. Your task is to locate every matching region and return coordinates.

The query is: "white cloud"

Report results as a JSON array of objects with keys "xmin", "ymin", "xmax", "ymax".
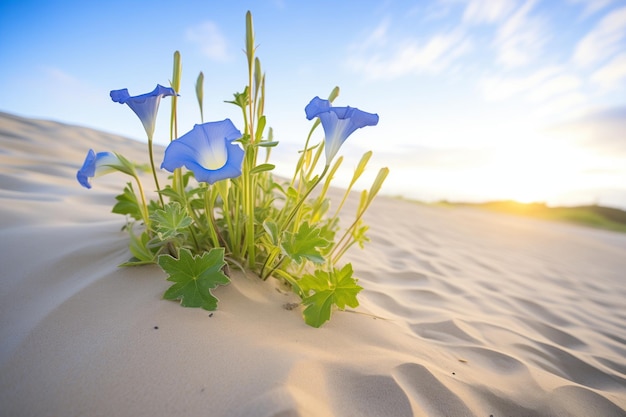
[
  {"xmin": 534, "ymin": 91, "xmax": 586, "ymax": 119},
  {"xmin": 573, "ymin": 6, "xmax": 626, "ymax": 67},
  {"xmin": 361, "ymin": 18, "xmax": 390, "ymax": 48},
  {"xmin": 346, "ymin": 23, "xmax": 472, "ymax": 80},
  {"xmin": 566, "ymin": 0, "xmax": 615, "ymax": 18},
  {"xmin": 42, "ymin": 67, "xmax": 99, "ymax": 100},
  {"xmin": 494, "ymin": 0, "xmax": 548, "ymax": 68},
  {"xmin": 462, "ymin": 0, "xmax": 516, "ymax": 24},
  {"xmin": 591, "ymin": 52, "xmax": 626, "ymax": 88},
  {"xmin": 186, "ymin": 21, "xmax": 229, "ymax": 61},
  {"xmin": 527, "ymin": 74, "xmax": 582, "ymax": 102},
  {"xmin": 480, "ymin": 66, "xmax": 560, "ymax": 101},
  {"xmin": 480, "ymin": 66, "xmax": 585, "ymax": 118}
]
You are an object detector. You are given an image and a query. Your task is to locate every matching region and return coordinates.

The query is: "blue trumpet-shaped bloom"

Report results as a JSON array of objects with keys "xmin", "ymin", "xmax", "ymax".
[
  {"xmin": 110, "ymin": 84, "xmax": 177, "ymax": 138},
  {"xmin": 77, "ymin": 149, "xmax": 120, "ymax": 189},
  {"xmin": 161, "ymin": 119, "xmax": 244, "ymax": 185},
  {"xmin": 305, "ymin": 97, "xmax": 379, "ymax": 164}
]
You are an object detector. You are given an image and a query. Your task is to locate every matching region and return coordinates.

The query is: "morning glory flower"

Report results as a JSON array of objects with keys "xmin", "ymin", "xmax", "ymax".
[
  {"xmin": 161, "ymin": 119, "xmax": 244, "ymax": 185},
  {"xmin": 110, "ymin": 84, "xmax": 177, "ymax": 139},
  {"xmin": 305, "ymin": 97, "xmax": 379, "ymax": 165},
  {"xmin": 76, "ymin": 149, "xmax": 120, "ymax": 189}
]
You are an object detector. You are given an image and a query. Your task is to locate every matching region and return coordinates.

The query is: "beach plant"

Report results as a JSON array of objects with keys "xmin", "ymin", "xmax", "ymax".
[{"xmin": 76, "ymin": 11, "xmax": 388, "ymax": 327}]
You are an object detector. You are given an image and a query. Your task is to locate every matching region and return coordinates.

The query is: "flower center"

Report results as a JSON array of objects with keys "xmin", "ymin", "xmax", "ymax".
[{"xmin": 199, "ymin": 140, "xmax": 228, "ymax": 170}]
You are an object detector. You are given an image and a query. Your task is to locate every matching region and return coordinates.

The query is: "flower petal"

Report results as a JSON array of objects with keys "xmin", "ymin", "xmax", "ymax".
[
  {"xmin": 110, "ymin": 88, "xmax": 131, "ymax": 104},
  {"xmin": 76, "ymin": 149, "xmax": 118, "ymax": 189},
  {"xmin": 110, "ymin": 84, "xmax": 177, "ymax": 138},
  {"xmin": 161, "ymin": 119, "xmax": 244, "ymax": 185},
  {"xmin": 305, "ymin": 96, "xmax": 331, "ymax": 120},
  {"xmin": 304, "ymin": 97, "xmax": 379, "ymax": 164}
]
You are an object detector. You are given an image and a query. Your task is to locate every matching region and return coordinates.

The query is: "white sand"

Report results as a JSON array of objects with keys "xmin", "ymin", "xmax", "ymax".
[{"xmin": 1, "ymin": 111, "xmax": 625, "ymax": 416}]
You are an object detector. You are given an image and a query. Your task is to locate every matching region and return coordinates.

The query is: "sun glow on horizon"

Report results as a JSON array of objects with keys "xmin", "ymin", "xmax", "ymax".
[{"xmin": 474, "ymin": 129, "xmax": 596, "ymax": 205}]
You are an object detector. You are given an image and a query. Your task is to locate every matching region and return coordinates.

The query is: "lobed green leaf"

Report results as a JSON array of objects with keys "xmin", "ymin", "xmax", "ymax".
[
  {"xmin": 299, "ymin": 263, "xmax": 362, "ymax": 327},
  {"xmin": 150, "ymin": 202, "xmax": 193, "ymax": 241},
  {"xmin": 159, "ymin": 248, "xmax": 230, "ymax": 311},
  {"xmin": 280, "ymin": 222, "xmax": 329, "ymax": 265}
]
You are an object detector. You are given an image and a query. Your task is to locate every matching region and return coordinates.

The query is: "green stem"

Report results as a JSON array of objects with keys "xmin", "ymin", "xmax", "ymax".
[
  {"xmin": 147, "ymin": 134, "xmax": 164, "ymax": 207},
  {"xmin": 330, "ymin": 209, "xmax": 366, "ymax": 263},
  {"xmin": 133, "ymin": 174, "xmax": 151, "ymax": 229},
  {"xmin": 262, "ymin": 255, "xmax": 286, "ymax": 281},
  {"xmin": 281, "ymin": 164, "xmax": 329, "ymax": 230},
  {"xmin": 242, "ymin": 153, "xmax": 257, "ymax": 269},
  {"xmin": 260, "ymin": 246, "xmax": 281, "ymax": 280},
  {"xmin": 204, "ymin": 187, "xmax": 221, "ymax": 249}
]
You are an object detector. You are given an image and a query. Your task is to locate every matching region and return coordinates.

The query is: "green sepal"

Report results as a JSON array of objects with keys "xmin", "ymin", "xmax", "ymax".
[
  {"xmin": 224, "ymin": 88, "xmax": 249, "ymax": 110},
  {"xmin": 108, "ymin": 152, "xmax": 138, "ymax": 177},
  {"xmin": 299, "ymin": 263, "xmax": 362, "ymax": 328},
  {"xmin": 159, "ymin": 247, "xmax": 230, "ymax": 311}
]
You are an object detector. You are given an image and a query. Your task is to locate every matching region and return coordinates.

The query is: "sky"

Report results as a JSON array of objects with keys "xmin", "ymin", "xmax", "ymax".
[{"xmin": 1, "ymin": 0, "xmax": 625, "ymax": 208}]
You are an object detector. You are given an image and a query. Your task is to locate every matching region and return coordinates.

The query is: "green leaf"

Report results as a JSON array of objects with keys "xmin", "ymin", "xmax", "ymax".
[
  {"xmin": 150, "ymin": 202, "xmax": 192, "ymax": 241},
  {"xmin": 250, "ymin": 163, "xmax": 275, "ymax": 175},
  {"xmin": 195, "ymin": 71, "xmax": 204, "ymax": 121},
  {"xmin": 158, "ymin": 185, "xmax": 184, "ymax": 204},
  {"xmin": 158, "ymin": 248, "xmax": 230, "ymax": 311},
  {"xmin": 171, "ymin": 51, "xmax": 182, "ymax": 93},
  {"xmin": 299, "ymin": 263, "xmax": 362, "ymax": 327},
  {"xmin": 367, "ymin": 167, "xmax": 389, "ymax": 206},
  {"xmin": 245, "ymin": 11, "xmax": 255, "ymax": 67},
  {"xmin": 280, "ymin": 222, "xmax": 329, "ymax": 265},
  {"xmin": 119, "ymin": 231, "xmax": 158, "ymax": 266},
  {"xmin": 112, "ymin": 182, "xmax": 143, "ymax": 221},
  {"xmin": 352, "ymin": 221, "xmax": 370, "ymax": 249},
  {"xmin": 255, "ymin": 115, "xmax": 266, "ymax": 142},
  {"xmin": 263, "ymin": 220, "xmax": 280, "ymax": 245},
  {"xmin": 327, "ymin": 86, "xmax": 340, "ymax": 103},
  {"xmin": 257, "ymin": 141, "xmax": 279, "ymax": 148}
]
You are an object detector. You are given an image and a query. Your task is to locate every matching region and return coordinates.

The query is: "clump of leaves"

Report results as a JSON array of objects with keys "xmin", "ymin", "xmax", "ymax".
[{"xmin": 77, "ymin": 11, "xmax": 387, "ymax": 327}]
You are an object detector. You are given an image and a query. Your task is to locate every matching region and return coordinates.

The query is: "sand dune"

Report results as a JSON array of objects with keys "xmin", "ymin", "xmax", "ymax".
[{"xmin": 1, "ymin": 111, "xmax": 625, "ymax": 416}]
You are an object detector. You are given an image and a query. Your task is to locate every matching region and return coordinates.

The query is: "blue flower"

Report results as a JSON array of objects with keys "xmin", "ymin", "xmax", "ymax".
[
  {"xmin": 110, "ymin": 84, "xmax": 177, "ymax": 138},
  {"xmin": 76, "ymin": 149, "xmax": 120, "ymax": 189},
  {"xmin": 305, "ymin": 97, "xmax": 379, "ymax": 164},
  {"xmin": 161, "ymin": 119, "xmax": 244, "ymax": 185}
]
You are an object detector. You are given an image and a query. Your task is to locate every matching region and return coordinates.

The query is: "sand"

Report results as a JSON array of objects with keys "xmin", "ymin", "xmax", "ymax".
[{"xmin": 0, "ymin": 111, "xmax": 625, "ymax": 416}]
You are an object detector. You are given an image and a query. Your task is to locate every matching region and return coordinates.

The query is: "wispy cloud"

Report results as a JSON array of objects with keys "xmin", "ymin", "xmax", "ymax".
[
  {"xmin": 573, "ymin": 6, "xmax": 626, "ymax": 67},
  {"xmin": 186, "ymin": 21, "xmax": 230, "ymax": 61},
  {"xmin": 479, "ymin": 66, "xmax": 561, "ymax": 101},
  {"xmin": 549, "ymin": 106, "xmax": 626, "ymax": 156},
  {"xmin": 493, "ymin": 0, "xmax": 548, "ymax": 68},
  {"xmin": 462, "ymin": 0, "xmax": 516, "ymax": 24},
  {"xmin": 591, "ymin": 52, "xmax": 626, "ymax": 88},
  {"xmin": 345, "ymin": 20, "xmax": 472, "ymax": 80},
  {"xmin": 526, "ymin": 74, "xmax": 582, "ymax": 103},
  {"xmin": 479, "ymin": 66, "xmax": 585, "ymax": 119},
  {"xmin": 566, "ymin": 0, "xmax": 616, "ymax": 18},
  {"xmin": 42, "ymin": 67, "xmax": 100, "ymax": 100}
]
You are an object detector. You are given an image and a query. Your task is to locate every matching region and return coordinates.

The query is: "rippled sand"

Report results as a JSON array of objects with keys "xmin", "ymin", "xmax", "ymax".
[{"xmin": 1, "ymin": 112, "xmax": 625, "ymax": 416}]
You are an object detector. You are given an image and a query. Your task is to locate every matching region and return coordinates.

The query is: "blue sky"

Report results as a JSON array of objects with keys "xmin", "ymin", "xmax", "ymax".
[{"xmin": 1, "ymin": 0, "xmax": 626, "ymax": 208}]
